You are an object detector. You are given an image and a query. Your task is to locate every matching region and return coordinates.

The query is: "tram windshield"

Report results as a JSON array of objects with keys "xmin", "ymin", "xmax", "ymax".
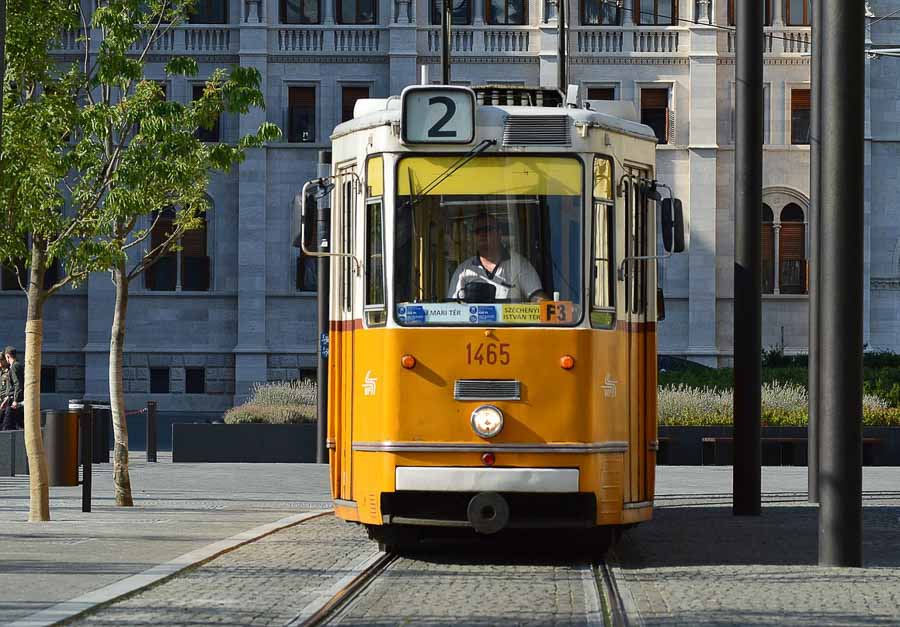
[{"xmin": 394, "ymin": 155, "xmax": 583, "ymax": 326}]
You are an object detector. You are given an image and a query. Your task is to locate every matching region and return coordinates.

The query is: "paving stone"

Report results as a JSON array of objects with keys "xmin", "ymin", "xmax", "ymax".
[{"xmin": 72, "ymin": 516, "xmax": 374, "ymax": 627}]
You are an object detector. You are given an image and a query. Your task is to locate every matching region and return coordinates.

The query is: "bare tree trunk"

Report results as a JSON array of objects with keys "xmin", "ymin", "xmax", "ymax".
[
  {"xmin": 109, "ymin": 260, "xmax": 133, "ymax": 506},
  {"xmin": 25, "ymin": 246, "xmax": 49, "ymax": 521}
]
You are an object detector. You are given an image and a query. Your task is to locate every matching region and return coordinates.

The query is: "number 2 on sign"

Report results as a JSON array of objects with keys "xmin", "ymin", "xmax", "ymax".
[{"xmin": 466, "ymin": 342, "xmax": 511, "ymax": 366}]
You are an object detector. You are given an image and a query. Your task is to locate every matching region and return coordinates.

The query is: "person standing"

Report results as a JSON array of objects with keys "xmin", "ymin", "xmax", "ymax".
[
  {"xmin": 0, "ymin": 354, "xmax": 10, "ymax": 430},
  {"xmin": 1, "ymin": 347, "xmax": 24, "ymax": 431}
]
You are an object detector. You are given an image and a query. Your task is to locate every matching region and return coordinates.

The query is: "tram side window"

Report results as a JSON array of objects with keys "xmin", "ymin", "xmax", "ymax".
[
  {"xmin": 591, "ymin": 157, "xmax": 615, "ymax": 329},
  {"xmin": 365, "ymin": 202, "xmax": 386, "ymax": 326}
]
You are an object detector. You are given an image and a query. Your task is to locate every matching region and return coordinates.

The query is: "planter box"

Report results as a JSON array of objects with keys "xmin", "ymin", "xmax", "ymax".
[
  {"xmin": 658, "ymin": 426, "xmax": 900, "ymax": 466},
  {"xmin": 0, "ymin": 430, "xmax": 29, "ymax": 476},
  {"xmin": 172, "ymin": 423, "xmax": 317, "ymax": 463}
]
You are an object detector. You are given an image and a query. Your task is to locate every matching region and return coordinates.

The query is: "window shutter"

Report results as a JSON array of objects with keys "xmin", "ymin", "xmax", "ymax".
[
  {"xmin": 791, "ymin": 89, "xmax": 811, "ymax": 111},
  {"xmin": 641, "ymin": 88, "xmax": 668, "ymax": 109},
  {"xmin": 780, "ymin": 223, "xmax": 805, "ymax": 260},
  {"xmin": 290, "ymin": 86, "xmax": 316, "ymax": 108},
  {"xmin": 342, "ymin": 86, "xmax": 369, "ymax": 122},
  {"xmin": 587, "ymin": 87, "xmax": 615, "ymax": 101}
]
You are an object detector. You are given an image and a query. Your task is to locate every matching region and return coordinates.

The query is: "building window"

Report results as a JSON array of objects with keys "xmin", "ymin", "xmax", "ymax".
[
  {"xmin": 728, "ymin": 0, "xmax": 772, "ymax": 26},
  {"xmin": 281, "ymin": 0, "xmax": 320, "ymax": 23},
  {"xmin": 150, "ymin": 368, "xmax": 170, "ymax": 394},
  {"xmin": 762, "ymin": 204, "xmax": 775, "ymax": 293},
  {"xmin": 635, "ymin": 0, "xmax": 677, "ymax": 25},
  {"xmin": 779, "ymin": 204, "xmax": 806, "ymax": 294},
  {"xmin": 338, "ymin": 0, "xmax": 376, "ymax": 23},
  {"xmin": 581, "ymin": 0, "xmax": 621, "ymax": 24},
  {"xmin": 342, "ymin": 85, "xmax": 369, "ymax": 123},
  {"xmin": 487, "ymin": 0, "xmax": 526, "ymax": 25},
  {"xmin": 640, "ymin": 87, "xmax": 670, "ymax": 144},
  {"xmin": 0, "ymin": 263, "xmax": 23, "ymax": 290},
  {"xmin": 185, "ymin": 367, "xmax": 206, "ymax": 394},
  {"xmin": 791, "ymin": 88, "xmax": 810, "ymax": 145},
  {"xmin": 193, "ymin": 85, "xmax": 220, "ymax": 143},
  {"xmin": 587, "ymin": 87, "xmax": 616, "ymax": 101},
  {"xmin": 145, "ymin": 207, "xmax": 211, "ymax": 292},
  {"xmin": 785, "ymin": 0, "xmax": 810, "ymax": 26},
  {"xmin": 188, "ymin": 0, "xmax": 228, "ymax": 23},
  {"xmin": 41, "ymin": 367, "xmax": 57, "ymax": 394},
  {"xmin": 181, "ymin": 213, "xmax": 211, "ymax": 291},
  {"xmin": 432, "ymin": 0, "xmax": 472, "ymax": 24},
  {"xmin": 762, "ymin": 202, "xmax": 807, "ymax": 295},
  {"xmin": 288, "ymin": 86, "xmax": 316, "ymax": 143}
]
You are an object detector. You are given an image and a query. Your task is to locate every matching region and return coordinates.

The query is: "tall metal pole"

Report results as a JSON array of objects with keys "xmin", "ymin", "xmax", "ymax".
[
  {"xmin": 557, "ymin": 0, "xmax": 568, "ymax": 92},
  {"xmin": 733, "ymin": 0, "xmax": 763, "ymax": 516},
  {"xmin": 808, "ymin": 0, "xmax": 822, "ymax": 504},
  {"xmin": 442, "ymin": 0, "xmax": 452, "ymax": 85},
  {"xmin": 818, "ymin": 0, "xmax": 864, "ymax": 567},
  {"xmin": 316, "ymin": 151, "xmax": 332, "ymax": 464}
]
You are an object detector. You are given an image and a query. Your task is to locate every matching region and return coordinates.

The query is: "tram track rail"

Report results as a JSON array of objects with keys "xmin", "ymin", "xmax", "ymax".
[
  {"xmin": 596, "ymin": 558, "xmax": 631, "ymax": 627},
  {"xmin": 289, "ymin": 550, "xmax": 398, "ymax": 627}
]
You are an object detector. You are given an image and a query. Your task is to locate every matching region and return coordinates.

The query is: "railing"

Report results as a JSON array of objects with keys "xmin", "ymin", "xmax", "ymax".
[
  {"xmin": 572, "ymin": 26, "xmax": 686, "ymax": 56},
  {"xmin": 726, "ymin": 26, "xmax": 810, "ymax": 55},
  {"xmin": 334, "ymin": 27, "xmax": 382, "ymax": 52},
  {"xmin": 632, "ymin": 28, "xmax": 680, "ymax": 53},
  {"xmin": 273, "ymin": 26, "xmax": 386, "ymax": 53},
  {"xmin": 420, "ymin": 26, "xmax": 533, "ymax": 55},
  {"xmin": 278, "ymin": 28, "xmax": 326, "ymax": 52},
  {"xmin": 576, "ymin": 30, "xmax": 624, "ymax": 54},
  {"xmin": 51, "ymin": 28, "xmax": 86, "ymax": 52},
  {"xmin": 183, "ymin": 26, "xmax": 234, "ymax": 53}
]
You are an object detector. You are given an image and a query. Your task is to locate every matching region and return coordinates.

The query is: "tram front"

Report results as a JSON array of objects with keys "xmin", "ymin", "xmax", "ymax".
[{"xmin": 301, "ymin": 85, "xmax": 682, "ymax": 550}]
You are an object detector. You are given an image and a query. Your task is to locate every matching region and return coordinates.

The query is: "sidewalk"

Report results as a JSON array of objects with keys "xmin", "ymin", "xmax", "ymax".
[
  {"xmin": 613, "ymin": 467, "xmax": 900, "ymax": 625},
  {"xmin": 0, "ymin": 453, "xmax": 332, "ymax": 625}
]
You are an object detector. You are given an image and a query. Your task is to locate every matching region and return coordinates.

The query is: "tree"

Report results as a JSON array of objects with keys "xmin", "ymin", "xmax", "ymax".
[
  {"xmin": 87, "ymin": 0, "xmax": 278, "ymax": 507},
  {"xmin": 0, "ymin": 0, "xmax": 279, "ymax": 518}
]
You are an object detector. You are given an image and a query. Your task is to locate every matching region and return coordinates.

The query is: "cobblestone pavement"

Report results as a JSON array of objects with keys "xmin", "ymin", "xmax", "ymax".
[
  {"xmin": 613, "ymin": 467, "xmax": 900, "ymax": 626},
  {"xmin": 71, "ymin": 515, "xmax": 376, "ymax": 626},
  {"xmin": 330, "ymin": 539, "xmax": 601, "ymax": 627},
  {"xmin": 0, "ymin": 454, "xmax": 332, "ymax": 624}
]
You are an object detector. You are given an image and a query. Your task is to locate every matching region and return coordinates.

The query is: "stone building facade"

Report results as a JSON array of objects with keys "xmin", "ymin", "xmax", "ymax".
[{"xmin": 1, "ymin": 0, "xmax": 898, "ymax": 413}]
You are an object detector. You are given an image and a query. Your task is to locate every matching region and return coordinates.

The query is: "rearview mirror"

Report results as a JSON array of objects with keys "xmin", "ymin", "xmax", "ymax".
[{"xmin": 661, "ymin": 198, "xmax": 686, "ymax": 253}]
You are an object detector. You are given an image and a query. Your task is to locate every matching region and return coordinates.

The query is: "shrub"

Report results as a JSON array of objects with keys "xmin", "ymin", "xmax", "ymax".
[
  {"xmin": 248, "ymin": 379, "xmax": 317, "ymax": 407},
  {"xmin": 223, "ymin": 379, "xmax": 317, "ymax": 425},
  {"xmin": 223, "ymin": 403, "xmax": 316, "ymax": 425},
  {"xmin": 658, "ymin": 383, "xmax": 900, "ymax": 427}
]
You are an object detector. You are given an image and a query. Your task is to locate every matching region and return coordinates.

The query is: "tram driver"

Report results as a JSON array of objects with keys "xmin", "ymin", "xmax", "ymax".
[{"xmin": 447, "ymin": 213, "xmax": 546, "ymax": 303}]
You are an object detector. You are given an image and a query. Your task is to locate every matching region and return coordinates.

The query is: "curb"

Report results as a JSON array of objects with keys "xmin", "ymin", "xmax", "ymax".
[{"xmin": 9, "ymin": 509, "xmax": 331, "ymax": 627}]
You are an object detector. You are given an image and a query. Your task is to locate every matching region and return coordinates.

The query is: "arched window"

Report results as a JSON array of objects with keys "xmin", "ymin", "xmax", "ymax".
[
  {"xmin": 145, "ymin": 206, "xmax": 211, "ymax": 292},
  {"xmin": 779, "ymin": 204, "xmax": 806, "ymax": 294},
  {"xmin": 761, "ymin": 204, "xmax": 775, "ymax": 294}
]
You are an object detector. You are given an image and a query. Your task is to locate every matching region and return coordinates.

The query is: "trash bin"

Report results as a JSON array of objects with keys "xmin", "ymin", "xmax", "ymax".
[
  {"xmin": 69, "ymin": 400, "xmax": 109, "ymax": 463},
  {"xmin": 45, "ymin": 410, "xmax": 79, "ymax": 486}
]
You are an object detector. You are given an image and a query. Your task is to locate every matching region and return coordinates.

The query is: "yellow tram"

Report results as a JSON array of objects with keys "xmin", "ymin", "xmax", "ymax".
[{"xmin": 300, "ymin": 85, "xmax": 685, "ymax": 550}]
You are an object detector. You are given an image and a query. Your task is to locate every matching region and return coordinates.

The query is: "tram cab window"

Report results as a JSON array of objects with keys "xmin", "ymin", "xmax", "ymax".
[
  {"xmin": 394, "ymin": 156, "xmax": 583, "ymax": 327},
  {"xmin": 591, "ymin": 157, "xmax": 615, "ymax": 328}
]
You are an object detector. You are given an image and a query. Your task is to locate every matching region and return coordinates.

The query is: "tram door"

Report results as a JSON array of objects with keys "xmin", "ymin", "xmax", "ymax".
[
  {"xmin": 336, "ymin": 167, "xmax": 358, "ymax": 501},
  {"xmin": 624, "ymin": 169, "xmax": 652, "ymax": 504}
]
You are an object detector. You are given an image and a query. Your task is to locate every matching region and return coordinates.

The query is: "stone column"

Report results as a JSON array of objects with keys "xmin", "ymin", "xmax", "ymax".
[
  {"xmin": 235, "ymin": 19, "xmax": 270, "ymax": 401},
  {"xmin": 473, "ymin": 0, "xmax": 485, "ymax": 25},
  {"xmin": 687, "ymin": 21, "xmax": 719, "ymax": 365},
  {"xmin": 772, "ymin": 0, "xmax": 784, "ymax": 27},
  {"xmin": 324, "ymin": 0, "xmax": 335, "ymax": 24},
  {"xmin": 389, "ymin": 0, "xmax": 418, "ymax": 93}
]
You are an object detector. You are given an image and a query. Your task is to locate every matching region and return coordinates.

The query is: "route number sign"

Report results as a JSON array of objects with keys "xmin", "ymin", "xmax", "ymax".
[{"xmin": 401, "ymin": 86, "xmax": 475, "ymax": 145}]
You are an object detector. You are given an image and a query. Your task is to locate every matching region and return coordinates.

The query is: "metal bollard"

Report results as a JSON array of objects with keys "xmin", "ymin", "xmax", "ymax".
[
  {"xmin": 80, "ymin": 407, "xmax": 92, "ymax": 513},
  {"xmin": 46, "ymin": 410, "xmax": 79, "ymax": 486},
  {"xmin": 146, "ymin": 401, "xmax": 157, "ymax": 463}
]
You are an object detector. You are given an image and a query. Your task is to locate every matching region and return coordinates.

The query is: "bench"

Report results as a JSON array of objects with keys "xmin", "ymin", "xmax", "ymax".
[{"xmin": 702, "ymin": 436, "xmax": 883, "ymax": 466}]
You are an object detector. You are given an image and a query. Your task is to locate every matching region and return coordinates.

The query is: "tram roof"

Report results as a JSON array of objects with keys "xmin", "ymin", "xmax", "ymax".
[{"xmin": 330, "ymin": 97, "xmax": 659, "ymax": 145}]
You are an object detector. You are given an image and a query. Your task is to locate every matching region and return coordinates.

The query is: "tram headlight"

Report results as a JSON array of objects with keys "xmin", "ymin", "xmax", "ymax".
[{"xmin": 471, "ymin": 405, "xmax": 504, "ymax": 439}]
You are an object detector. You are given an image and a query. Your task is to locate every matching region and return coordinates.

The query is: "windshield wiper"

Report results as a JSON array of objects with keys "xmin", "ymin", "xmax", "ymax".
[{"xmin": 401, "ymin": 139, "xmax": 497, "ymax": 211}]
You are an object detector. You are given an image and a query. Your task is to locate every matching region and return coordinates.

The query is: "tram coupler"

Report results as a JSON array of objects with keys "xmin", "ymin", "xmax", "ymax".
[{"xmin": 467, "ymin": 492, "xmax": 510, "ymax": 534}]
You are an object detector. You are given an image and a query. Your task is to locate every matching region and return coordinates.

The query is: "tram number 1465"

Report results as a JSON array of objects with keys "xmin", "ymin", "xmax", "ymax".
[{"xmin": 466, "ymin": 342, "xmax": 511, "ymax": 366}]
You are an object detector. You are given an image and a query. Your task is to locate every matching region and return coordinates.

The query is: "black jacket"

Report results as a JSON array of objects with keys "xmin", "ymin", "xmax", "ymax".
[{"xmin": 8, "ymin": 361, "xmax": 23, "ymax": 404}]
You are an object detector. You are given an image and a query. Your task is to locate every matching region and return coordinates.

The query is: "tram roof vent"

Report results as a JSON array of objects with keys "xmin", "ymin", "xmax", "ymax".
[
  {"xmin": 454, "ymin": 379, "xmax": 521, "ymax": 401},
  {"xmin": 502, "ymin": 115, "xmax": 571, "ymax": 147}
]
